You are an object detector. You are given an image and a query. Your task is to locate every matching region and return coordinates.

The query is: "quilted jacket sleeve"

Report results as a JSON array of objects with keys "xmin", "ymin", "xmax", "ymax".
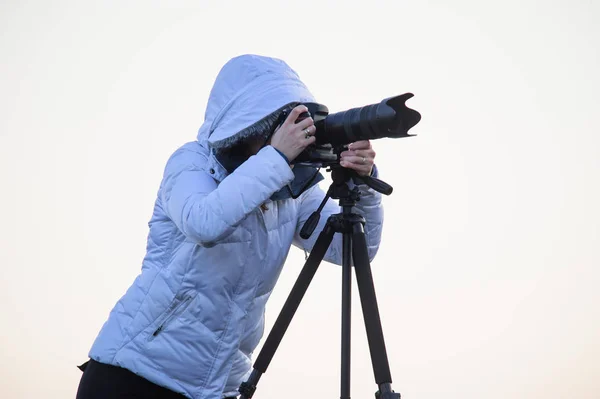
[
  {"xmin": 160, "ymin": 145, "xmax": 295, "ymax": 246},
  {"xmin": 292, "ymin": 167, "xmax": 384, "ymax": 265}
]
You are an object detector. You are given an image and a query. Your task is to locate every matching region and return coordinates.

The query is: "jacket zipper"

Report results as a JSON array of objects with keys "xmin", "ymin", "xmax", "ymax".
[{"xmin": 149, "ymin": 296, "xmax": 193, "ymax": 339}]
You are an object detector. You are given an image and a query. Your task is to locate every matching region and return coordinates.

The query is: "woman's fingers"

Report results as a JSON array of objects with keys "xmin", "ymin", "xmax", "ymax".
[
  {"xmin": 341, "ymin": 155, "xmax": 372, "ymax": 166},
  {"xmin": 296, "ymin": 116, "xmax": 315, "ymax": 132},
  {"xmin": 340, "ymin": 140, "xmax": 375, "ymax": 176},
  {"xmin": 340, "ymin": 156, "xmax": 373, "ymax": 176},
  {"xmin": 270, "ymin": 105, "xmax": 317, "ymax": 162},
  {"xmin": 283, "ymin": 105, "xmax": 310, "ymax": 127},
  {"xmin": 281, "ymin": 105, "xmax": 314, "ymax": 137},
  {"xmin": 340, "ymin": 148, "xmax": 376, "ymax": 160},
  {"xmin": 348, "ymin": 140, "xmax": 372, "ymax": 150},
  {"xmin": 285, "ymin": 105, "xmax": 308, "ymax": 123}
]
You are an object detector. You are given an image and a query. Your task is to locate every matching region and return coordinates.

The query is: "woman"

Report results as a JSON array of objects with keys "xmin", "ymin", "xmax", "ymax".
[{"xmin": 76, "ymin": 54, "xmax": 383, "ymax": 399}]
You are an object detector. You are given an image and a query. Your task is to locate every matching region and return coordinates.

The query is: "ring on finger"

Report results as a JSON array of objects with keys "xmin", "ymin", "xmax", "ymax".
[
  {"xmin": 362, "ymin": 156, "xmax": 366, "ymax": 164},
  {"xmin": 303, "ymin": 127, "xmax": 312, "ymax": 139}
]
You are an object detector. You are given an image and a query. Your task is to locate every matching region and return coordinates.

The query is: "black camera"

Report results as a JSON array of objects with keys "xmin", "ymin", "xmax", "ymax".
[{"xmin": 289, "ymin": 93, "xmax": 421, "ymax": 165}]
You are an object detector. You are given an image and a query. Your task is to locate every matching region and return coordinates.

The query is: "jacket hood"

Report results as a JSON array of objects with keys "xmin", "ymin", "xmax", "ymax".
[
  {"xmin": 196, "ymin": 54, "xmax": 324, "ymax": 201},
  {"xmin": 197, "ymin": 54, "xmax": 316, "ymax": 150}
]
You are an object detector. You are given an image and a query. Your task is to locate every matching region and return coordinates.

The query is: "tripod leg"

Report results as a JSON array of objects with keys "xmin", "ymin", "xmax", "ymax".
[
  {"xmin": 351, "ymin": 222, "xmax": 400, "ymax": 399},
  {"xmin": 239, "ymin": 220, "xmax": 336, "ymax": 399},
  {"xmin": 341, "ymin": 231, "xmax": 352, "ymax": 399}
]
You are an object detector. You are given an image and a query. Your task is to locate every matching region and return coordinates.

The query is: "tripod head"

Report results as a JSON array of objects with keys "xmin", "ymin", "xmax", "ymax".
[{"xmin": 299, "ymin": 163, "xmax": 393, "ymax": 239}]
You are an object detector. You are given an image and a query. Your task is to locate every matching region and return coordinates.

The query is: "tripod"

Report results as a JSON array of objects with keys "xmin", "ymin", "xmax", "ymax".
[{"xmin": 239, "ymin": 164, "xmax": 400, "ymax": 399}]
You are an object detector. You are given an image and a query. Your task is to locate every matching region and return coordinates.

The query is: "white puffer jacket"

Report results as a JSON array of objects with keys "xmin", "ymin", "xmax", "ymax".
[{"xmin": 88, "ymin": 54, "xmax": 384, "ymax": 399}]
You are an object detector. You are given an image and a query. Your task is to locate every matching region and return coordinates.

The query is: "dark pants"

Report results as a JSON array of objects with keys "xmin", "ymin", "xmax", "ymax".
[{"xmin": 76, "ymin": 359, "xmax": 189, "ymax": 399}]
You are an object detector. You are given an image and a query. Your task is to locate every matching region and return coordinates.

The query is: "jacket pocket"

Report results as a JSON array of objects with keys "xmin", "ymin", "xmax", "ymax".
[{"xmin": 147, "ymin": 295, "xmax": 194, "ymax": 341}]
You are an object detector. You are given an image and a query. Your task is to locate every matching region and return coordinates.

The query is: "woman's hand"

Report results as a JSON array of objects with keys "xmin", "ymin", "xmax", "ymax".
[
  {"xmin": 270, "ymin": 105, "xmax": 316, "ymax": 162},
  {"xmin": 340, "ymin": 140, "xmax": 376, "ymax": 176}
]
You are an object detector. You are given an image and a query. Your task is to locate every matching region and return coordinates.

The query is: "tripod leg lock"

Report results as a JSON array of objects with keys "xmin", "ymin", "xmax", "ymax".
[
  {"xmin": 375, "ymin": 384, "xmax": 401, "ymax": 399},
  {"xmin": 239, "ymin": 381, "xmax": 257, "ymax": 399},
  {"xmin": 376, "ymin": 390, "xmax": 401, "ymax": 399}
]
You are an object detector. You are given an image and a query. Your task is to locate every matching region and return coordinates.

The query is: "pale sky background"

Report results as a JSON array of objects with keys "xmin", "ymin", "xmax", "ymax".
[{"xmin": 1, "ymin": 1, "xmax": 599, "ymax": 398}]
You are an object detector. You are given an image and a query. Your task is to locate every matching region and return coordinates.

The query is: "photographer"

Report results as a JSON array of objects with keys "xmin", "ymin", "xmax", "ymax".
[{"xmin": 76, "ymin": 54, "xmax": 384, "ymax": 399}]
